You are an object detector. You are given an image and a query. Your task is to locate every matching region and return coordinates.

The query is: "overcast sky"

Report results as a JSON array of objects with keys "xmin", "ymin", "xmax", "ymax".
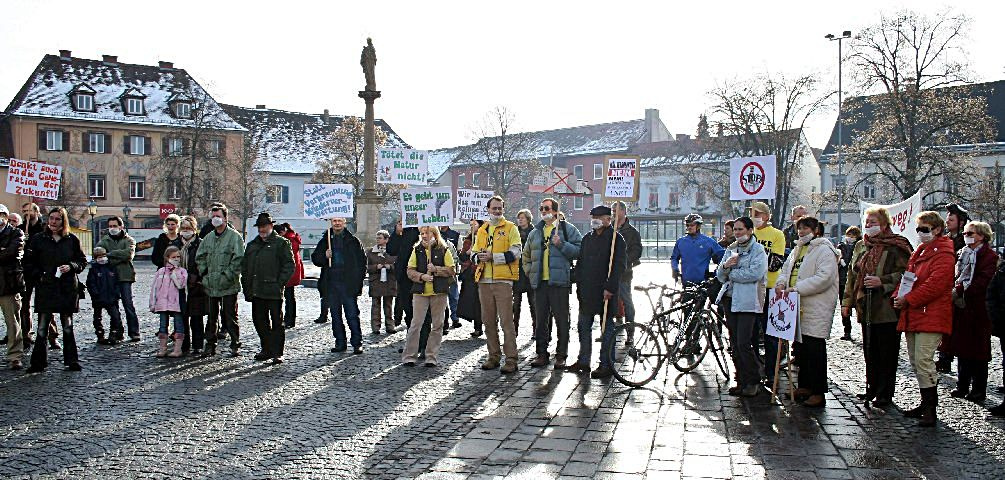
[{"xmin": 2, "ymin": 1, "xmax": 1002, "ymax": 151}]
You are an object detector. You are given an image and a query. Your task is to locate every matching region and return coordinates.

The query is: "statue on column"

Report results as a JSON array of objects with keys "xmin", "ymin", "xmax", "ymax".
[{"xmin": 361, "ymin": 38, "xmax": 377, "ymax": 92}]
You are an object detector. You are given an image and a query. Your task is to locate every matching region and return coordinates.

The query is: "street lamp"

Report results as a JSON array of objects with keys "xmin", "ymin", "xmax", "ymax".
[
  {"xmin": 122, "ymin": 204, "xmax": 132, "ymax": 230},
  {"xmin": 87, "ymin": 200, "xmax": 97, "ymax": 246},
  {"xmin": 826, "ymin": 30, "xmax": 852, "ymax": 239}
]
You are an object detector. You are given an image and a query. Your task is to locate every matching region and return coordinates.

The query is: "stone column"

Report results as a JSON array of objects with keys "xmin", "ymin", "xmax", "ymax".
[{"xmin": 355, "ymin": 90, "xmax": 383, "ymax": 244}]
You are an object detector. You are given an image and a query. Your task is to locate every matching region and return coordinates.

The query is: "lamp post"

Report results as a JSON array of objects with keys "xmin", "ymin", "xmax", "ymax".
[
  {"xmin": 87, "ymin": 200, "xmax": 97, "ymax": 247},
  {"xmin": 122, "ymin": 204, "xmax": 132, "ymax": 230},
  {"xmin": 826, "ymin": 30, "xmax": 852, "ymax": 238}
]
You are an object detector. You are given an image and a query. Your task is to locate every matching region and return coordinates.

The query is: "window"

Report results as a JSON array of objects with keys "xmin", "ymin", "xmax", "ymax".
[
  {"xmin": 126, "ymin": 98, "xmax": 144, "ymax": 115},
  {"xmin": 266, "ymin": 185, "xmax": 290, "ymax": 204},
  {"xmin": 648, "ymin": 192, "xmax": 659, "ymax": 209},
  {"xmin": 205, "ymin": 179, "xmax": 218, "ymax": 200},
  {"xmin": 87, "ymin": 133, "xmax": 106, "ymax": 153},
  {"xmin": 45, "ymin": 130, "xmax": 63, "ymax": 151},
  {"xmin": 128, "ymin": 176, "xmax": 146, "ymax": 199},
  {"xmin": 944, "ymin": 178, "xmax": 958, "ymax": 196},
  {"xmin": 862, "ymin": 182, "xmax": 876, "ymax": 200},
  {"xmin": 832, "ymin": 174, "xmax": 846, "ymax": 189},
  {"xmin": 175, "ymin": 102, "xmax": 191, "ymax": 118},
  {"xmin": 457, "ymin": 174, "xmax": 466, "ymax": 188},
  {"xmin": 594, "ymin": 163, "xmax": 603, "ymax": 180},
  {"xmin": 75, "ymin": 94, "xmax": 94, "ymax": 112},
  {"xmin": 206, "ymin": 139, "xmax": 222, "ymax": 157},
  {"xmin": 167, "ymin": 180, "xmax": 182, "ymax": 200},
  {"xmin": 168, "ymin": 138, "xmax": 184, "ymax": 156},
  {"xmin": 593, "ymin": 194, "xmax": 602, "ymax": 208},
  {"xmin": 695, "ymin": 189, "xmax": 706, "ymax": 206},
  {"xmin": 668, "ymin": 189, "xmax": 679, "ymax": 208},
  {"xmin": 472, "ymin": 172, "xmax": 481, "ymax": 187},
  {"xmin": 574, "ymin": 196, "xmax": 584, "ymax": 210},
  {"xmin": 574, "ymin": 165, "xmax": 584, "ymax": 180},
  {"xmin": 128, "ymin": 135, "xmax": 146, "ymax": 155},
  {"xmin": 88, "ymin": 175, "xmax": 106, "ymax": 198}
]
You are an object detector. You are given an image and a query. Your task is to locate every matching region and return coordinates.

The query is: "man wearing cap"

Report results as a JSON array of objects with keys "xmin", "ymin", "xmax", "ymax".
[
  {"xmin": 672, "ymin": 213, "xmax": 725, "ymax": 325},
  {"xmin": 311, "ymin": 217, "xmax": 367, "ymax": 355},
  {"xmin": 242, "ymin": 212, "xmax": 295, "ymax": 364},
  {"xmin": 567, "ymin": 205, "xmax": 627, "ymax": 378},
  {"xmin": 748, "ymin": 201, "xmax": 786, "ymax": 384},
  {"xmin": 0, "ymin": 205, "xmax": 25, "ymax": 369},
  {"xmin": 196, "ymin": 204, "xmax": 245, "ymax": 357},
  {"xmin": 473, "ymin": 196, "xmax": 523, "ymax": 374}
]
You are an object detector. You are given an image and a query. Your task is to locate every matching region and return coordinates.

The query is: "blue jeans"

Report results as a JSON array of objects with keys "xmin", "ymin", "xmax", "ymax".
[
  {"xmin": 448, "ymin": 283, "xmax": 459, "ymax": 324},
  {"xmin": 117, "ymin": 282, "xmax": 140, "ymax": 337},
  {"xmin": 577, "ymin": 311, "xmax": 616, "ymax": 367},
  {"xmin": 327, "ymin": 281, "xmax": 362, "ymax": 349},
  {"xmin": 618, "ymin": 279, "xmax": 635, "ymax": 324},
  {"xmin": 158, "ymin": 312, "xmax": 185, "ymax": 335}
]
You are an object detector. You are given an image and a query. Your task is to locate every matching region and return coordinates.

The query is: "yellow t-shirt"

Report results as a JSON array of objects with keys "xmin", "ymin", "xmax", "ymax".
[
  {"xmin": 408, "ymin": 246, "xmax": 456, "ymax": 296},
  {"xmin": 755, "ymin": 225, "xmax": 786, "ymax": 287},
  {"xmin": 789, "ymin": 245, "xmax": 808, "ymax": 288},
  {"xmin": 542, "ymin": 224, "xmax": 555, "ymax": 281}
]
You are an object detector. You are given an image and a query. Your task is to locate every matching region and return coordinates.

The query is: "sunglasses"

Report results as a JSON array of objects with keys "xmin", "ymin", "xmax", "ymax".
[
  {"xmin": 539, "ymin": 206, "xmax": 552, "ymax": 212},
  {"xmin": 964, "ymin": 231, "xmax": 978, "ymax": 237},
  {"xmin": 916, "ymin": 226, "xmax": 931, "ymax": 234}
]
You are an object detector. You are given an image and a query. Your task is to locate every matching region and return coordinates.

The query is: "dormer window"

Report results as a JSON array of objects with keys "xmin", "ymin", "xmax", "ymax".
[
  {"xmin": 127, "ymin": 98, "xmax": 144, "ymax": 115},
  {"xmin": 175, "ymin": 102, "xmax": 191, "ymax": 118},
  {"xmin": 75, "ymin": 94, "xmax": 94, "ymax": 112}
]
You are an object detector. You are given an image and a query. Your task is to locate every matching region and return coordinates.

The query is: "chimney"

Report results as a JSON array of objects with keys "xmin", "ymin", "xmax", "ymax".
[
  {"xmin": 102, "ymin": 54, "xmax": 118, "ymax": 66},
  {"xmin": 322, "ymin": 109, "xmax": 330, "ymax": 122},
  {"xmin": 676, "ymin": 134, "xmax": 691, "ymax": 142},
  {"xmin": 158, "ymin": 61, "xmax": 174, "ymax": 70},
  {"xmin": 58, "ymin": 49, "xmax": 72, "ymax": 61},
  {"xmin": 255, "ymin": 104, "xmax": 267, "ymax": 110},
  {"xmin": 644, "ymin": 108, "xmax": 670, "ymax": 143}
]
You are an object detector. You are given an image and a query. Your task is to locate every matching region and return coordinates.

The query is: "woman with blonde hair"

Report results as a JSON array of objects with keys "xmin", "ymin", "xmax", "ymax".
[
  {"xmin": 402, "ymin": 226, "xmax": 455, "ymax": 367},
  {"xmin": 178, "ymin": 216, "xmax": 209, "ymax": 355},
  {"xmin": 152, "ymin": 213, "xmax": 183, "ymax": 269}
]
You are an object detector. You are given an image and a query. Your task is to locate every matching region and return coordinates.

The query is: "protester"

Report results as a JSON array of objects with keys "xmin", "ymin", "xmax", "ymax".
[
  {"xmin": 986, "ymin": 255, "xmax": 1005, "ymax": 416},
  {"xmin": 0, "ymin": 205, "xmax": 25, "ymax": 370},
  {"xmin": 150, "ymin": 246, "xmax": 188, "ymax": 358},
  {"xmin": 242, "ymin": 213, "xmax": 295, "ymax": 364},
  {"xmin": 402, "ymin": 226, "xmax": 455, "ymax": 367},
  {"xmin": 837, "ymin": 226, "xmax": 862, "ymax": 341},
  {"xmin": 457, "ymin": 219, "xmax": 484, "ymax": 337},
  {"xmin": 717, "ymin": 217, "xmax": 768, "ymax": 397},
  {"xmin": 275, "ymin": 223, "xmax": 304, "ymax": 329},
  {"xmin": 524, "ymin": 198, "xmax": 582, "ymax": 369},
  {"xmin": 17, "ymin": 202, "xmax": 47, "ymax": 348},
  {"xmin": 151, "ymin": 214, "xmax": 183, "ymax": 269},
  {"xmin": 937, "ymin": 203, "xmax": 971, "ymax": 373},
  {"xmin": 25, "ymin": 207, "xmax": 86, "ymax": 373},
  {"xmin": 894, "ymin": 211, "xmax": 955, "ymax": 427},
  {"xmin": 178, "ymin": 216, "xmax": 208, "ymax": 355},
  {"xmin": 473, "ymin": 196, "xmax": 523, "ymax": 373},
  {"xmin": 612, "ymin": 202, "xmax": 642, "ymax": 327},
  {"xmin": 439, "ymin": 224, "xmax": 462, "ymax": 330},
  {"xmin": 196, "ymin": 204, "xmax": 244, "ymax": 357},
  {"xmin": 782, "ymin": 205, "xmax": 808, "ymax": 252},
  {"xmin": 367, "ymin": 229, "xmax": 397, "ymax": 335},
  {"xmin": 718, "ymin": 220, "xmax": 735, "ymax": 249},
  {"xmin": 388, "ymin": 221, "xmax": 420, "ymax": 330},
  {"xmin": 748, "ymin": 201, "xmax": 786, "ymax": 385},
  {"xmin": 512, "ymin": 209, "xmax": 537, "ymax": 338},
  {"xmin": 96, "ymin": 216, "xmax": 139, "ymax": 342},
  {"xmin": 311, "ymin": 217, "xmax": 366, "ymax": 355},
  {"xmin": 566, "ymin": 205, "xmax": 626, "ymax": 378},
  {"xmin": 8, "ymin": 213, "xmax": 21, "ymax": 229},
  {"xmin": 842, "ymin": 208, "xmax": 911, "ymax": 407},
  {"xmin": 945, "ymin": 221, "xmax": 998, "ymax": 403},
  {"xmin": 391, "ymin": 220, "xmax": 406, "ymax": 326},
  {"xmin": 774, "ymin": 216, "xmax": 838, "ymax": 407},
  {"xmin": 86, "ymin": 247, "xmax": 122, "ymax": 346}
]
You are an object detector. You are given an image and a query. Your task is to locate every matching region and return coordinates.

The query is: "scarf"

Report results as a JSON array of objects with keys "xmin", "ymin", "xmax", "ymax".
[
  {"xmin": 957, "ymin": 244, "xmax": 980, "ymax": 290},
  {"xmin": 179, "ymin": 237, "xmax": 195, "ymax": 272},
  {"xmin": 852, "ymin": 229, "xmax": 913, "ymax": 300}
]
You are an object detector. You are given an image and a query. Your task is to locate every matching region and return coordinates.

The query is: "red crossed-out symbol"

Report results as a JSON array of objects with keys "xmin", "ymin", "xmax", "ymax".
[{"xmin": 545, "ymin": 171, "xmax": 575, "ymax": 193}]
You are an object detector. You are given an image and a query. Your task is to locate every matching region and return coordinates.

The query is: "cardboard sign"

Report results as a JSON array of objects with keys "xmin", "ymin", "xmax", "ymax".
[
  {"xmin": 378, "ymin": 148, "xmax": 429, "ymax": 185},
  {"xmin": 455, "ymin": 189, "xmax": 494, "ymax": 221},
  {"xmin": 603, "ymin": 155, "xmax": 640, "ymax": 201},
  {"xmin": 766, "ymin": 291, "xmax": 799, "ymax": 341},
  {"xmin": 6, "ymin": 158, "xmax": 62, "ymax": 200},
  {"xmin": 729, "ymin": 155, "xmax": 777, "ymax": 200},
  {"xmin": 304, "ymin": 183, "xmax": 354, "ymax": 219},
  {"xmin": 861, "ymin": 191, "xmax": 923, "ymax": 248},
  {"xmin": 400, "ymin": 187, "xmax": 453, "ymax": 227}
]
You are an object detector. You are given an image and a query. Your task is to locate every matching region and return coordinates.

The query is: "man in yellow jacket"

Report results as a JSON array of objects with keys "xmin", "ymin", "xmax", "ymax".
[{"xmin": 473, "ymin": 196, "xmax": 523, "ymax": 373}]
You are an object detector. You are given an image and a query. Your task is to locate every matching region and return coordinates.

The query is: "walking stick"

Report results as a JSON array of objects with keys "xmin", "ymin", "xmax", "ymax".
[
  {"xmin": 863, "ymin": 288, "xmax": 873, "ymax": 408},
  {"xmin": 600, "ymin": 202, "xmax": 619, "ymax": 341},
  {"xmin": 327, "ymin": 224, "xmax": 333, "ymax": 268}
]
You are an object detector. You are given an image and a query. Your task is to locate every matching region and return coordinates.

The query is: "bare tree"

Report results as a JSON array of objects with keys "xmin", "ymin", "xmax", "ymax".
[
  {"xmin": 312, "ymin": 116, "xmax": 390, "ymax": 197},
  {"xmin": 842, "ymin": 9, "xmax": 997, "ymax": 203},
  {"xmin": 219, "ymin": 121, "xmax": 270, "ymax": 235},
  {"xmin": 970, "ymin": 161, "xmax": 1005, "ymax": 247}
]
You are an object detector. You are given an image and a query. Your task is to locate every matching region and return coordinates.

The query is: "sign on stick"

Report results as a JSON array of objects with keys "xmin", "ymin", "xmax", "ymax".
[
  {"xmin": 860, "ymin": 191, "xmax": 923, "ymax": 248},
  {"xmin": 729, "ymin": 155, "xmax": 777, "ymax": 201},
  {"xmin": 455, "ymin": 189, "xmax": 494, "ymax": 221},
  {"xmin": 400, "ymin": 187, "xmax": 453, "ymax": 227},
  {"xmin": 378, "ymin": 148, "xmax": 429, "ymax": 185},
  {"xmin": 6, "ymin": 158, "xmax": 62, "ymax": 200},
  {"xmin": 303, "ymin": 184, "xmax": 354, "ymax": 219},
  {"xmin": 603, "ymin": 155, "xmax": 640, "ymax": 201},
  {"xmin": 766, "ymin": 291, "xmax": 799, "ymax": 342}
]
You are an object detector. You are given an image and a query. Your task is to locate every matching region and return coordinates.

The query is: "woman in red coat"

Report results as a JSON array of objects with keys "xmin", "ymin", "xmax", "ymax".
[
  {"xmin": 947, "ymin": 221, "xmax": 999, "ymax": 403},
  {"xmin": 276, "ymin": 223, "xmax": 304, "ymax": 328},
  {"xmin": 893, "ymin": 211, "xmax": 956, "ymax": 427}
]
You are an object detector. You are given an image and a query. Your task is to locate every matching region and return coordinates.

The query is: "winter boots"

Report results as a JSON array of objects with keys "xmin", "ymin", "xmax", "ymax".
[
  {"xmin": 903, "ymin": 387, "xmax": 937, "ymax": 427},
  {"xmin": 155, "ymin": 334, "xmax": 169, "ymax": 357},
  {"xmin": 168, "ymin": 333, "xmax": 184, "ymax": 358}
]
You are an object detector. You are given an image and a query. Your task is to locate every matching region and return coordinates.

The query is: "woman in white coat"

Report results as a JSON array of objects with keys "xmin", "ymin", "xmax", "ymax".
[{"xmin": 774, "ymin": 216, "xmax": 839, "ymax": 407}]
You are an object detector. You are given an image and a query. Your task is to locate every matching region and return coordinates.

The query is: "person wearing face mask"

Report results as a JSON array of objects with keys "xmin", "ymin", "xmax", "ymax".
[
  {"xmin": 512, "ymin": 209, "xmax": 537, "ymax": 338},
  {"xmin": 178, "ymin": 216, "xmax": 208, "ymax": 355},
  {"xmin": 367, "ymin": 230, "xmax": 397, "ymax": 335},
  {"xmin": 747, "ymin": 201, "xmax": 786, "ymax": 386},
  {"xmin": 472, "ymin": 196, "xmax": 523, "ymax": 374},
  {"xmin": 842, "ymin": 208, "xmax": 911, "ymax": 407},
  {"xmin": 837, "ymin": 226, "xmax": 862, "ymax": 341},
  {"xmin": 242, "ymin": 213, "xmax": 295, "ymax": 364},
  {"xmin": 893, "ymin": 211, "xmax": 956, "ymax": 427},
  {"xmin": 85, "ymin": 247, "xmax": 122, "ymax": 346},
  {"xmin": 97, "ymin": 216, "xmax": 139, "ymax": 342},
  {"xmin": 196, "ymin": 204, "xmax": 245, "ymax": 357},
  {"xmin": 782, "ymin": 205, "xmax": 809, "ymax": 253},
  {"xmin": 716, "ymin": 216, "xmax": 768, "ymax": 397},
  {"xmin": 150, "ymin": 246, "xmax": 189, "ymax": 358},
  {"xmin": 17, "ymin": 202, "xmax": 51, "ymax": 349},
  {"xmin": 0, "ymin": 204, "xmax": 26, "ymax": 370},
  {"xmin": 774, "ymin": 217, "xmax": 839, "ymax": 407},
  {"xmin": 311, "ymin": 216, "xmax": 367, "ymax": 355}
]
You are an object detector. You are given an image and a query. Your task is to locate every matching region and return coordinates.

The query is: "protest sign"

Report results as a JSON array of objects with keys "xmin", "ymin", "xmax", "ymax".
[
  {"xmin": 400, "ymin": 187, "xmax": 453, "ymax": 227},
  {"xmin": 455, "ymin": 189, "xmax": 494, "ymax": 221},
  {"xmin": 603, "ymin": 155, "xmax": 640, "ymax": 201},
  {"xmin": 378, "ymin": 148, "xmax": 429, "ymax": 185},
  {"xmin": 766, "ymin": 291, "xmax": 799, "ymax": 342},
  {"xmin": 6, "ymin": 158, "xmax": 62, "ymax": 200},
  {"xmin": 303, "ymin": 183, "xmax": 354, "ymax": 219},
  {"xmin": 729, "ymin": 155, "xmax": 777, "ymax": 201},
  {"xmin": 860, "ymin": 191, "xmax": 923, "ymax": 247}
]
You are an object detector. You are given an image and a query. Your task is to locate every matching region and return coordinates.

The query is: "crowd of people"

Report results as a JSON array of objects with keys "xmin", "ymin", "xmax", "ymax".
[{"xmin": 1, "ymin": 197, "xmax": 1003, "ymax": 427}]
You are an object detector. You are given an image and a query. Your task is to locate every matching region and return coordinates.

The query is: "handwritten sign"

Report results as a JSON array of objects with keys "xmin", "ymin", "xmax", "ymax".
[
  {"xmin": 455, "ymin": 189, "xmax": 494, "ymax": 221},
  {"xmin": 861, "ymin": 191, "xmax": 922, "ymax": 248},
  {"xmin": 730, "ymin": 155, "xmax": 777, "ymax": 200},
  {"xmin": 603, "ymin": 155, "xmax": 640, "ymax": 201},
  {"xmin": 304, "ymin": 184, "xmax": 354, "ymax": 219},
  {"xmin": 766, "ymin": 291, "xmax": 799, "ymax": 342},
  {"xmin": 378, "ymin": 148, "xmax": 429, "ymax": 185},
  {"xmin": 400, "ymin": 187, "xmax": 453, "ymax": 227},
  {"xmin": 6, "ymin": 158, "xmax": 62, "ymax": 200}
]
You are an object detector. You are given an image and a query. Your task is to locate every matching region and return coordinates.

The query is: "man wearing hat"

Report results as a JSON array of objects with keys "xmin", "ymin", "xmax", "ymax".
[
  {"xmin": 242, "ymin": 212, "xmax": 295, "ymax": 364},
  {"xmin": 566, "ymin": 205, "xmax": 627, "ymax": 378},
  {"xmin": 747, "ymin": 201, "xmax": 787, "ymax": 385},
  {"xmin": 0, "ymin": 204, "xmax": 26, "ymax": 369}
]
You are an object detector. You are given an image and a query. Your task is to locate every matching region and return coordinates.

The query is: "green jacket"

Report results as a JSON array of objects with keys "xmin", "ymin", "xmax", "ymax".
[
  {"xmin": 242, "ymin": 232, "xmax": 295, "ymax": 301},
  {"xmin": 97, "ymin": 233, "xmax": 136, "ymax": 282},
  {"xmin": 842, "ymin": 238, "xmax": 910, "ymax": 324},
  {"xmin": 196, "ymin": 226, "xmax": 244, "ymax": 297}
]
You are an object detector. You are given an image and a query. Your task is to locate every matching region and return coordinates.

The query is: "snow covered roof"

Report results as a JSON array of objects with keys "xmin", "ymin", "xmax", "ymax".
[
  {"xmin": 221, "ymin": 104, "xmax": 411, "ymax": 175},
  {"xmin": 634, "ymin": 129, "xmax": 805, "ymax": 168},
  {"xmin": 4, "ymin": 54, "xmax": 245, "ymax": 131}
]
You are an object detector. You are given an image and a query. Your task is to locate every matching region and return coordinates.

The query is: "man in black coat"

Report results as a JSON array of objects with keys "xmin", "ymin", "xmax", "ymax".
[
  {"xmin": 613, "ymin": 201, "xmax": 642, "ymax": 327},
  {"xmin": 311, "ymin": 217, "xmax": 367, "ymax": 355},
  {"xmin": 0, "ymin": 205, "xmax": 26, "ymax": 370},
  {"xmin": 16, "ymin": 202, "xmax": 50, "ymax": 348},
  {"xmin": 567, "ymin": 205, "xmax": 626, "ymax": 379}
]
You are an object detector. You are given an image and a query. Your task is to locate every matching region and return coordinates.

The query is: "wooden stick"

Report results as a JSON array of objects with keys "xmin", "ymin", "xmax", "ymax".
[
  {"xmin": 600, "ymin": 202, "xmax": 619, "ymax": 338},
  {"xmin": 327, "ymin": 222, "xmax": 333, "ymax": 268},
  {"xmin": 770, "ymin": 338, "xmax": 784, "ymax": 405}
]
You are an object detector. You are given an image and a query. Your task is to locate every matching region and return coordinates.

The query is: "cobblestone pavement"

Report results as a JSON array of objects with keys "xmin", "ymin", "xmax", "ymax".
[{"xmin": 1, "ymin": 263, "xmax": 1003, "ymax": 479}]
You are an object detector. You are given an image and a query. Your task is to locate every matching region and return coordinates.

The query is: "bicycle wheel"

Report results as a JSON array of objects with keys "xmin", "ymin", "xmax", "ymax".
[
  {"xmin": 703, "ymin": 311, "xmax": 731, "ymax": 379},
  {"xmin": 607, "ymin": 321, "xmax": 664, "ymax": 387},
  {"xmin": 671, "ymin": 313, "xmax": 709, "ymax": 372}
]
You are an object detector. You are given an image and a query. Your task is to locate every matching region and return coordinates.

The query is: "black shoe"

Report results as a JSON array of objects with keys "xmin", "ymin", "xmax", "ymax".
[
  {"xmin": 129, "ymin": 335, "xmax": 141, "ymax": 342},
  {"xmin": 470, "ymin": 331, "xmax": 483, "ymax": 338},
  {"xmin": 530, "ymin": 356, "xmax": 550, "ymax": 368},
  {"xmin": 424, "ymin": 362, "xmax": 437, "ymax": 368},
  {"xmin": 97, "ymin": 337, "xmax": 112, "ymax": 345},
  {"xmin": 202, "ymin": 345, "xmax": 217, "ymax": 357},
  {"xmin": 840, "ymin": 333, "xmax": 852, "ymax": 341},
  {"xmin": 314, "ymin": 317, "xmax": 328, "ymax": 324},
  {"xmin": 217, "ymin": 332, "xmax": 227, "ymax": 340},
  {"xmin": 353, "ymin": 347, "xmax": 363, "ymax": 355},
  {"xmin": 872, "ymin": 397, "xmax": 891, "ymax": 408},
  {"xmin": 856, "ymin": 392, "xmax": 873, "ymax": 400},
  {"xmin": 331, "ymin": 346, "xmax": 347, "ymax": 353},
  {"xmin": 285, "ymin": 323, "xmax": 295, "ymax": 329},
  {"xmin": 564, "ymin": 362, "xmax": 589, "ymax": 373},
  {"xmin": 990, "ymin": 402, "xmax": 1005, "ymax": 416},
  {"xmin": 191, "ymin": 348, "xmax": 202, "ymax": 356},
  {"xmin": 935, "ymin": 361, "xmax": 952, "ymax": 373},
  {"xmin": 404, "ymin": 361, "xmax": 415, "ymax": 367},
  {"xmin": 965, "ymin": 392, "xmax": 986, "ymax": 404},
  {"xmin": 590, "ymin": 365, "xmax": 614, "ymax": 379},
  {"xmin": 254, "ymin": 352, "xmax": 271, "ymax": 362},
  {"xmin": 451, "ymin": 321, "xmax": 462, "ymax": 329},
  {"xmin": 65, "ymin": 363, "xmax": 82, "ymax": 372},
  {"xmin": 950, "ymin": 388, "xmax": 969, "ymax": 398}
]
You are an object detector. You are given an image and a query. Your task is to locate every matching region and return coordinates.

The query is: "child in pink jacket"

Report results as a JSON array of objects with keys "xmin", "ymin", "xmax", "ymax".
[{"xmin": 150, "ymin": 246, "xmax": 188, "ymax": 357}]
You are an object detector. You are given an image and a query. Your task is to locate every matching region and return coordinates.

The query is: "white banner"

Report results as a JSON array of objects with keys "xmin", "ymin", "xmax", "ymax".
[
  {"xmin": 400, "ymin": 187, "xmax": 453, "ymax": 227},
  {"xmin": 6, "ymin": 158, "xmax": 62, "ymax": 200},
  {"xmin": 303, "ymin": 184, "xmax": 354, "ymax": 219},
  {"xmin": 455, "ymin": 189, "xmax": 494, "ymax": 221},
  {"xmin": 729, "ymin": 155, "xmax": 777, "ymax": 201},
  {"xmin": 377, "ymin": 148, "xmax": 429, "ymax": 185},
  {"xmin": 860, "ymin": 191, "xmax": 923, "ymax": 248},
  {"xmin": 766, "ymin": 291, "xmax": 799, "ymax": 341}
]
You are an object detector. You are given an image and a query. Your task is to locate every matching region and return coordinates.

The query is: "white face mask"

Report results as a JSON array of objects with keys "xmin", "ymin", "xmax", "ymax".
[
  {"xmin": 864, "ymin": 225, "xmax": 881, "ymax": 237},
  {"xmin": 96, "ymin": 257, "xmax": 108, "ymax": 265},
  {"xmin": 421, "ymin": 237, "xmax": 434, "ymax": 247},
  {"xmin": 753, "ymin": 218, "xmax": 764, "ymax": 228},
  {"xmin": 798, "ymin": 233, "xmax": 814, "ymax": 245},
  {"xmin": 542, "ymin": 213, "xmax": 554, "ymax": 222},
  {"xmin": 211, "ymin": 217, "xmax": 225, "ymax": 227},
  {"xmin": 590, "ymin": 219, "xmax": 603, "ymax": 230},
  {"xmin": 918, "ymin": 232, "xmax": 934, "ymax": 244},
  {"xmin": 844, "ymin": 236, "xmax": 855, "ymax": 245},
  {"xmin": 108, "ymin": 228, "xmax": 121, "ymax": 236},
  {"xmin": 735, "ymin": 234, "xmax": 750, "ymax": 244},
  {"xmin": 489, "ymin": 213, "xmax": 503, "ymax": 224},
  {"xmin": 964, "ymin": 235, "xmax": 976, "ymax": 246},
  {"xmin": 180, "ymin": 231, "xmax": 194, "ymax": 239},
  {"xmin": 168, "ymin": 258, "xmax": 181, "ymax": 267}
]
